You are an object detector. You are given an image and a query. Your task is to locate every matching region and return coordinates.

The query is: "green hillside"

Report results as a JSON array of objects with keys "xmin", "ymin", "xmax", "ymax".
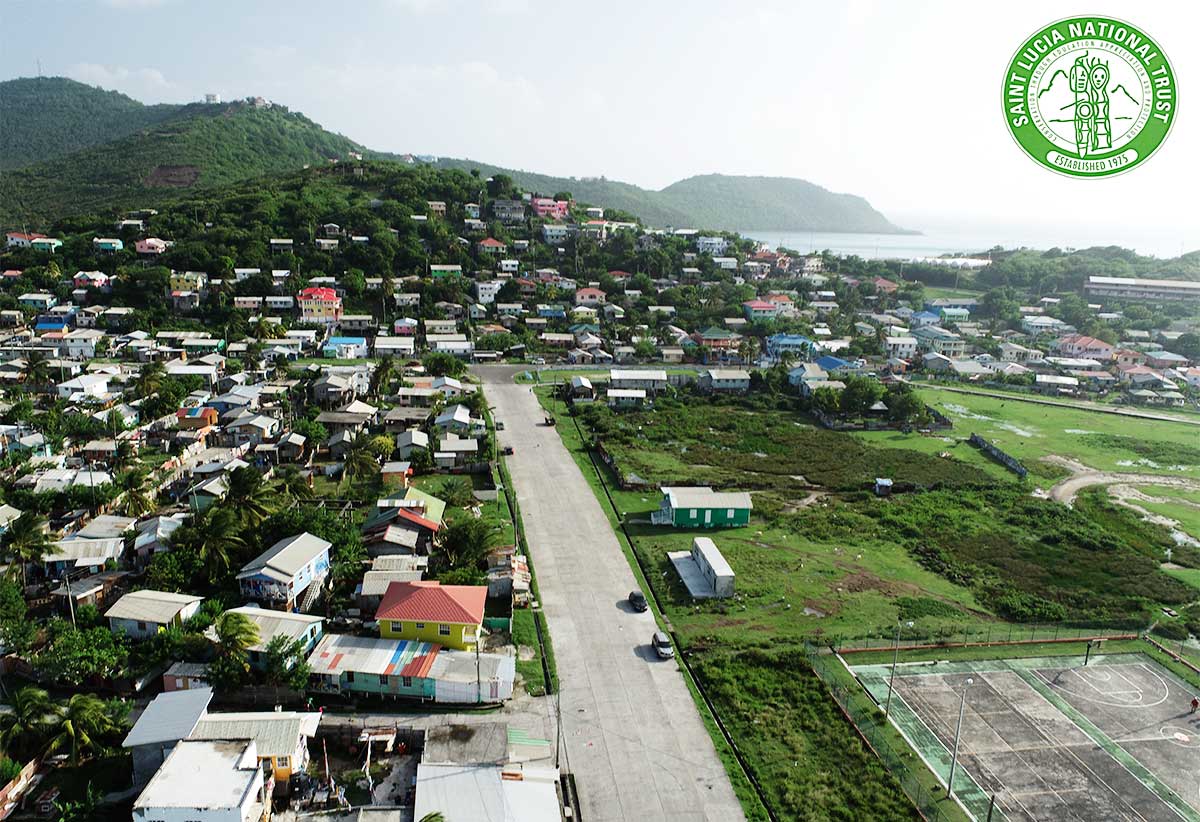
[
  {"xmin": 435, "ymin": 159, "xmax": 905, "ymax": 233},
  {"xmin": 0, "ymin": 102, "xmax": 367, "ymax": 224},
  {"xmin": 0, "ymin": 76, "xmax": 182, "ymax": 170}
]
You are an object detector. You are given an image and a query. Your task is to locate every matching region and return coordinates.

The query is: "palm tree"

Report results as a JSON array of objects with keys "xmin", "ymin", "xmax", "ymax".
[
  {"xmin": 45, "ymin": 693, "xmax": 114, "ymax": 766},
  {"xmin": 133, "ymin": 361, "xmax": 166, "ymax": 397},
  {"xmin": 214, "ymin": 611, "xmax": 260, "ymax": 660},
  {"xmin": 177, "ymin": 507, "xmax": 246, "ymax": 583},
  {"xmin": 3, "ymin": 512, "xmax": 51, "ymax": 589},
  {"xmin": 275, "ymin": 465, "xmax": 313, "ymax": 503},
  {"xmin": 24, "ymin": 353, "xmax": 52, "ymax": 391},
  {"xmin": 0, "ymin": 686, "xmax": 54, "ymax": 760},
  {"xmin": 252, "ymin": 316, "xmax": 284, "ymax": 340},
  {"xmin": 339, "ymin": 431, "xmax": 379, "ymax": 491},
  {"xmin": 369, "ymin": 356, "xmax": 397, "ymax": 399},
  {"xmin": 117, "ymin": 468, "xmax": 156, "ymax": 518},
  {"xmin": 224, "ymin": 467, "xmax": 275, "ymax": 528}
]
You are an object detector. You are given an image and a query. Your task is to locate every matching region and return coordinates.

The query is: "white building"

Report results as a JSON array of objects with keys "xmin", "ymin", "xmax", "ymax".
[
  {"xmin": 885, "ymin": 336, "xmax": 918, "ymax": 360},
  {"xmin": 475, "ymin": 280, "xmax": 503, "ymax": 305},
  {"xmin": 132, "ymin": 739, "xmax": 268, "ymax": 822},
  {"xmin": 106, "ymin": 590, "xmax": 203, "ymax": 640},
  {"xmin": 610, "ymin": 368, "xmax": 668, "ymax": 394}
]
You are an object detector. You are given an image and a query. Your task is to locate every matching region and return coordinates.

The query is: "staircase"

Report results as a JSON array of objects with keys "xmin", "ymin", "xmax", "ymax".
[{"xmin": 298, "ymin": 572, "xmax": 328, "ymax": 613}]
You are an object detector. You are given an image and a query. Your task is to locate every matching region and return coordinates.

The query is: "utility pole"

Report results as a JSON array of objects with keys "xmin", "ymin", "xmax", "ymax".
[
  {"xmin": 947, "ymin": 677, "xmax": 974, "ymax": 798},
  {"xmin": 64, "ymin": 572, "xmax": 77, "ymax": 629},
  {"xmin": 884, "ymin": 619, "xmax": 913, "ymax": 720}
]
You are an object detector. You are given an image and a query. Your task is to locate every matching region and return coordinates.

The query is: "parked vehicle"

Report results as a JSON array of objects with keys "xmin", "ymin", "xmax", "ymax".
[
  {"xmin": 652, "ymin": 631, "xmax": 674, "ymax": 659},
  {"xmin": 500, "ymin": 445, "xmax": 515, "ymax": 456},
  {"xmin": 628, "ymin": 590, "xmax": 648, "ymax": 612}
]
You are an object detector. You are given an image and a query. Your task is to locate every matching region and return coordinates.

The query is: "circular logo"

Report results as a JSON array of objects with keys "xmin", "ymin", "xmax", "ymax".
[{"xmin": 1003, "ymin": 17, "xmax": 1177, "ymax": 177}]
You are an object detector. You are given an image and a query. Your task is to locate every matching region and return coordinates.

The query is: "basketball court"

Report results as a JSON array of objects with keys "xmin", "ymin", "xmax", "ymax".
[{"xmin": 851, "ymin": 653, "xmax": 1200, "ymax": 821}]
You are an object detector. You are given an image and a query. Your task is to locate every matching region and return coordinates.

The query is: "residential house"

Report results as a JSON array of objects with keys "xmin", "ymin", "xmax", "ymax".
[
  {"xmin": 651, "ymin": 486, "xmax": 753, "ymax": 528},
  {"xmin": 575, "ymin": 287, "xmax": 606, "ymax": 306},
  {"xmin": 766, "ymin": 333, "xmax": 813, "ymax": 361},
  {"xmin": 376, "ymin": 580, "xmax": 486, "ymax": 651},
  {"xmin": 610, "ymin": 368, "xmax": 668, "ymax": 394},
  {"xmin": 699, "ymin": 368, "xmax": 751, "ymax": 393},
  {"xmin": 123, "ymin": 687, "xmax": 214, "ymax": 787},
  {"xmin": 912, "ymin": 325, "xmax": 966, "ymax": 357},
  {"xmin": 322, "ymin": 336, "xmax": 368, "ymax": 359},
  {"xmin": 189, "ymin": 712, "xmax": 320, "ymax": 791},
  {"xmin": 1055, "ymin": 334, "xmax": 1115, "ymax": 361},
  {"xmin": 132, "ymin": 739, "xmax": 269, "ymax": 822},
  {"xmin": 106, "ymin": 590, "xmax": 203, "ymax": 640},
  {"xmin": 297, "ymin": 286, "xmax": 342, "ymax": 325},
  {"xmin": 477, "ymin": 237, "xmax": 506, "ymax": 255},
  {"xmin": 885, "ymin": 336, "xmax": 918, "ymax": 360},
  {"xmin": 236, "ymin": 532, "xmax": 332, "ymax": 612},
  {"xmin": 742, "ymin": 300, "xmax": 779, "ymax": 321},
  {"xmin": 92, "ymin": 237, "xmax": 123, "ymax": 253}
]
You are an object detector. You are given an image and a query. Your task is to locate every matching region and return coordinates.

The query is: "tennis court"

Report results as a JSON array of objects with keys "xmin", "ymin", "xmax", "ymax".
[{"xmin": 852, "ymin": 653, "xmax": 1200, "ymax": 821}]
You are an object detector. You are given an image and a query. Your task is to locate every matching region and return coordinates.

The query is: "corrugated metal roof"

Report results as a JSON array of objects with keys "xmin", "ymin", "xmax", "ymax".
[
  {"xmin": 307, "ymin": 633, "xmax": 440, "ymax": 678},
  {"xmin": 376, "ymin": 581, "xmax": 486, "ymax": 625},
  {"xmin": 223, "ymin": 606, "xmax": 322, "ymax": 653},
  {"xmin": 123, "ymin": 687, "xmax": 213, "ymax": 747},
  {"xmin": 237, "ymin": 532, "xmax": 331, "ymax": 582},
  {"xmin": 105, "ymin": 589, "xmax": 202, "ymax": 625},
  {"xmin": 190, "ymin": 712, "xmax": 320, "ymax": 758}
]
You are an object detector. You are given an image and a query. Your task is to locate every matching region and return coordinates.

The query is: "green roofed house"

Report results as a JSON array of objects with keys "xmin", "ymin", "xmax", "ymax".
[{"xmin": 651, "ymin": 486, "xmax": 752, "ymax": 528}]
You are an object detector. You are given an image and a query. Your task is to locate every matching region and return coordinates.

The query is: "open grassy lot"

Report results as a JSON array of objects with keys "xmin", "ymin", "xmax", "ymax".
[
  {"xmin": 1132, "ymin": 484, "xmax": 1200, "ymax": 542},
  {"xmin": 909, "ymin": 388, "xmax": 1200, "ymax": 480},
  {"xmin": 535, "ymin": 384, "xmax": 1200, "ymax": 820}
]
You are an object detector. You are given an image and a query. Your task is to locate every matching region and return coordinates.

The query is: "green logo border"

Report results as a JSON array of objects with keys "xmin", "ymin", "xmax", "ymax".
[{"xmin": 1002, "ymin": 15, "xmax": 1177, "ymax": 178}]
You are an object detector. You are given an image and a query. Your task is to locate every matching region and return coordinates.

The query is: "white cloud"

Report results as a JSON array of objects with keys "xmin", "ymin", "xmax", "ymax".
[{"xmin": 68, "ymin": 63, "xmax": 184, "ymax": 102}]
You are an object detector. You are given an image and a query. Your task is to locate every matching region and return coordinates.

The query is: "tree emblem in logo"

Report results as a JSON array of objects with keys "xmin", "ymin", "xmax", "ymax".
[{"xmin": 1003, "ymin": 17, "xmax": 1176, "ymax": 177}]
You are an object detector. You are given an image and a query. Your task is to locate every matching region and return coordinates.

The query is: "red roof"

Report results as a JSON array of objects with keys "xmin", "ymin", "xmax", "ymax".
[
  {"xmin": 607, "ymin": 270, "xmax": 631, "ymax": 279},
  {"xmin": 743, "ymin": 300, "xmax": 775, "ymax": 310},
  {"xmin": 376, "ymin": 581, "xmax": 487, "ymax": 625},
  {"xmin": 478, "ymin": 237, "xmax": 505, "ymax": 247},
  {"xmin": 6, "ymin": 232, "xmax": 46, "ymax": 241},
  {"xmin": 765, "ymin": 294, "xmax": 793, "ymax": 304},
  {"xmin": 299, "ymin": 286, "xmax": 338, "ymax": 301},
  {"xmin": 576, "ymin": 287, "xmax": 605, "ymax": 297}
]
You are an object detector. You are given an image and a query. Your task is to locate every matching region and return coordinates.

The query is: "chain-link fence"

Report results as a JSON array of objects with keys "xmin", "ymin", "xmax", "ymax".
[
  {"xmin": 830, "ymin": 624, "xmax": 1136, "ymax": 654},
  {"xmin": 805, "ymin": 644, "xmax": 969, "ymax": 822}
]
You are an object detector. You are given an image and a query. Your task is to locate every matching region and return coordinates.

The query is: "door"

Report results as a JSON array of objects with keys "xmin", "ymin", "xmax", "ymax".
[{"xmin": 704, "ymin": 509, "xmax": 712, "ymax": 525}]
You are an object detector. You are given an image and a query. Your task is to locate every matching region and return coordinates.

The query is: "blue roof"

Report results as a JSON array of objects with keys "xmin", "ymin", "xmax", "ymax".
[
  {"xmin": 325, "ymin": 337, "xmax": 367, "ymax": 346},
  {"xmin": 913, "ymin": 310, "xmax": 940, "ymax": 321},
  {"xmin": 122, "ymin": 686, "xmax": 213, "ymax": 747},
  {"xmin": 768, "ymin": 333, "xmax": 812, "ymax": 345},
  {"xmin": 816, "ymin": 355, "xmax": 852, "ymax": 371}
]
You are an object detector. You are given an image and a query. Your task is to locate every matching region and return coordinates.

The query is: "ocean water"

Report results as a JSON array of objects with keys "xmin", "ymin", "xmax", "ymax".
[{"xmin": 741, "ymin": 223, "xmax": 1196, "ymax": 261}]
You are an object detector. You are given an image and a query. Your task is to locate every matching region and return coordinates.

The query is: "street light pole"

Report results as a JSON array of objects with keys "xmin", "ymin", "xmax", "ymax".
[
  {"xmin": 947, "ymin": 677, "xmax": 974, "ymax": 798},
  {"xmin": 884, "ymin": 620, "xmax": 913, "ymax": 720}
]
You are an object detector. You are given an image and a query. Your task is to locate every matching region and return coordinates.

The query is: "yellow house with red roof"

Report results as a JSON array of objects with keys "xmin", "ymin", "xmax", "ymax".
[{"xmin": 376, "ymin": 581, "xmax": 486, "ymax": 651}]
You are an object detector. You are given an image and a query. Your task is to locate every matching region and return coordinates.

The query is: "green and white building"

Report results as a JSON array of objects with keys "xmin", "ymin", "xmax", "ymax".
[{"xmin": 651, "ymin": 486, "xmax": 752, "ymax": 528}]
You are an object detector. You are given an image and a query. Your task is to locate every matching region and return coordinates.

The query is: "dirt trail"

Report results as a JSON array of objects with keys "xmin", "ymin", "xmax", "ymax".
[{"xmin": 1043, "ymin": 455, "xmax": 1200, "ymax": 505}]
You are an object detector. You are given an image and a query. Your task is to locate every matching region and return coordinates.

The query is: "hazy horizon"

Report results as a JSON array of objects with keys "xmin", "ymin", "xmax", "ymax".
[{"xmin": 1, "ymin": 0, "xmax": 1196, "ymax": 241}]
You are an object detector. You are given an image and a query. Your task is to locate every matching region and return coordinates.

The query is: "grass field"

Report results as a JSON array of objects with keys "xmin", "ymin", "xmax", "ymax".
[
  {"xmin": 532, "ymin": 381, "xmax": 1200, "ymax": 821},
  {"xmin": 906, "ymin": 388, "xmax": 1200, "ymax": 480},
  {"xmin": 1131, "ymin": 484, "xmax": 1200, "ymax": 542}
]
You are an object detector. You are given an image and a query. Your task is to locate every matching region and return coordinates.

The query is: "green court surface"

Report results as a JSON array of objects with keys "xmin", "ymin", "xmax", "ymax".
[{"xmin": 852, "ymin": 654, "xmax": 1200, "ymax": 821}]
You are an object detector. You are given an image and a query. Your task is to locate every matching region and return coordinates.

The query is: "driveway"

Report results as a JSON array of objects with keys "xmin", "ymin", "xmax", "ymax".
[{"xmin": 477, "ymin": 365, "xmax": 745, "ymax": 822}]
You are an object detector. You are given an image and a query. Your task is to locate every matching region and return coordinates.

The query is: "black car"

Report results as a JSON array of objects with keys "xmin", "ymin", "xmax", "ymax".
[{"xmin": 628, "ymin": 590, "xmax": 648, "ymax": 612}]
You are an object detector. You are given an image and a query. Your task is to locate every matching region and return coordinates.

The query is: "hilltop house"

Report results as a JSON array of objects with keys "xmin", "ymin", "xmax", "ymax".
[{"xmin": 106, "ymin": 590, "xmax": 203, "ymax": 640}]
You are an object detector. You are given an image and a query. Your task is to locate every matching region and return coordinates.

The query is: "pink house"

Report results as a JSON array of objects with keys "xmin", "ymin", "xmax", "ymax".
[
  {"xmin": 575, "ymin": 287, "xmax": 607, "ymax": 306},
  {"xmin": 135, "ymin": 238, "xmax": 168, "ymax": 256},
  {"xmin": 531, "ymin": 198, "xmax": 570, "ymax": 219},
  {"xmin": 1055, "ymin": 334, "xmax": 1114, "ymax": 361}
]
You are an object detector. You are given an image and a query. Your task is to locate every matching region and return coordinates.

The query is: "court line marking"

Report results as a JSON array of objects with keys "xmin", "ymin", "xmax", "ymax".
[{"xmin": 1014, "ymin": 663, "xmax": 1197, "ymax": 822}]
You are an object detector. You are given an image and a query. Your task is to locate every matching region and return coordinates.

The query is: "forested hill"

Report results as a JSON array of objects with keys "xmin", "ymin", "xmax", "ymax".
[
  {"xmin": 0, "ymin": 77, "xmax": 183, "ymax": 170},
  {"xmin": 434, "ymin": 159, "xmax": 906, "ymax": 234},
  {"xmin": 0, "ymin": 101, "xmax": 368, "ymax": 224}
]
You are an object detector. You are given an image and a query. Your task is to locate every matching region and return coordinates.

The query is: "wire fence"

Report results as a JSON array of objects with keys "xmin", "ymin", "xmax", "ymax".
[
  {"xmin": 830, "ymin": 624, "xmax": 1137, "ymax": 654},
  {"xmin": 805, "ymin": 643, "xmax": 968, "ymax": 822}
]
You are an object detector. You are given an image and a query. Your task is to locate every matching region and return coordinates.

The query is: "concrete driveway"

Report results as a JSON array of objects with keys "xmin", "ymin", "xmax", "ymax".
[{"xmin": 477, "ymin": 365, "xmax": 745, "ymax": 822}]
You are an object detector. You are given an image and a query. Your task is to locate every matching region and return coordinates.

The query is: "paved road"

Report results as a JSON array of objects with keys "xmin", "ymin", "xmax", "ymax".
[{"xmin": 477, "ymin": 365, "xmax": 745, "ymax": 822}]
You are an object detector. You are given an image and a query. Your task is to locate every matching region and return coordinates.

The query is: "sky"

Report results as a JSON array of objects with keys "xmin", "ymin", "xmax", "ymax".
[{"xmin": 1, "ymin": 0, "xmax": 1196, "ymax": 248}]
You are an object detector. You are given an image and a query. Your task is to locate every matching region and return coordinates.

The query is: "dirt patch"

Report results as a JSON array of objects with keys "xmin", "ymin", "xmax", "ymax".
[
  {"xmin": 781, "ymin": 491, "xmax": 829, "ymax": 514},
  {"xmin": 146, "ymin": 164, "xmax": 201, "ymax": 187},
  {"xmin": 517, "ymin": 645, "xmax": 536, "ymax": 661},
  {"xmin": 838, "ymin": 571, "xmax": 892, "ymax": 594}
]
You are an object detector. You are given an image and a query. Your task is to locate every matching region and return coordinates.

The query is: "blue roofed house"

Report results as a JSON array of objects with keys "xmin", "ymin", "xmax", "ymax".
[
  {"xmin": 910, "ymin": 310, "xmax": 942, "ymax": 329},
  {"xmin": 815, "ymin": 354, "xmax": 857, "ymax": 374},
  {"xmin": 323, "ymin": 337, "xmax": 369, "ymax": 359},
  {"xmin": 765, "ymin": 333, "xmax": 813, "ymax": 362},
  {"xmin": 237, "ymin": 532, "xmax": 332, "ymax": 612}
]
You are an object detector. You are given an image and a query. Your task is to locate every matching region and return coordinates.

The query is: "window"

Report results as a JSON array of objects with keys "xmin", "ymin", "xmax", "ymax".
[
  {"xmin": 137, "ymin": 621, "xmax": 146, "ymax": 631},
  {"xmin": 390, "ymin": 620, "xmax": 402, "ymax": 632},
  {"xmin": 379, "ymin": 674, "xmax": 388, "ymax": 685},
  {"xmin": 727, "ymin": 509, "xmax": 734, "ymax": 519},
  {"xmin": 415, "ymin": 622, "xmax": 425, "ymax": 629},
  {"xmin": 277, "ymin": 756, "xmax": 289, "ymax": 768},
  {"xmin": 689, "ymin": 508, "xmax": 697, "ymax": 519},
  {"xmin": 346, "ymin": 671, "xmax": 355, "ymax": 683},
  {"xmin": 439, "ymin": 624, "xmax": 451, "ymax": 636},
  {"xmin": 403, "ymin": 676, "xmax": 413, "ymax": 688}
]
